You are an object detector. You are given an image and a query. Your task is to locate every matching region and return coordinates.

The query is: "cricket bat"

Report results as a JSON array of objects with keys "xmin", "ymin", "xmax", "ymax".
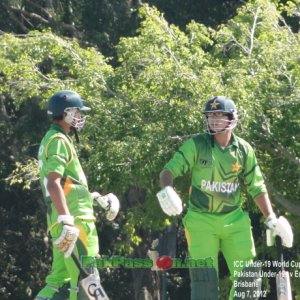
[
  {"xmin": 275, "ymin": 236, "xmax": 292, "ymax": 300},
  {"xmin": 71, "ymin": 252, "xmax": 110, "ymax": 300}
]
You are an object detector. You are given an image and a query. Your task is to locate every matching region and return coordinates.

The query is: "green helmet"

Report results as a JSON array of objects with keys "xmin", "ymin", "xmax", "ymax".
[
  {"xmin": 47, "ymin": 90, "xmax": 91, "ymax": 117},
  {"xmin": 203, "ymin": 96, "xmax": 237, "ymax": 114}
]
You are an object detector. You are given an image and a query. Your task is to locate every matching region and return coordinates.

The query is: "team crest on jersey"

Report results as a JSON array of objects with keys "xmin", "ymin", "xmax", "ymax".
[
  {"xmin": 200, "ymin": 159, "xmax": 212, "ymax": 166},
  {"xmin": 231, "ymin": 162, "xmax": 241, "ymax": 172}
]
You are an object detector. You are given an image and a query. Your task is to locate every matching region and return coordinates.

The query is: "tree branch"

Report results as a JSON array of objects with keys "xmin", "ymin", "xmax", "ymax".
[
  {"xmin": 257, "ymin": 131, "xmax": 300, "ymax": 167},
  {"xmin": 266, "ymin": 181, "xmax": 300, "ymax": 216},
  {"xmin": 11, "ymin": 6, "xmax": 50, "ymax": 24},
  {"xmin": 24, "ymin": 0, "xmax": 54, "ymax": 20},
  {"xmin": 248, "ymin": 6, "xmax": 260, "ymax": 57}
]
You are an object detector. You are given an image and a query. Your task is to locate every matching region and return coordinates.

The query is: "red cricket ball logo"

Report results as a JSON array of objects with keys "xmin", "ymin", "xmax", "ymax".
[{"xmin": 156, "ymin": 256, "xmax": 173, "ymax": 270}]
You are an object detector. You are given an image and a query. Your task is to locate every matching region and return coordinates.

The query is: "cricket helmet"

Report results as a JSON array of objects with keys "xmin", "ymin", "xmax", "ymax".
[
  {"xmin": 203, "ymin": 96, "xmax": 238, "ymax": 134},
  {"xmin": 47, "ymin": 90, "xmax": 91, "ymax": 129}
]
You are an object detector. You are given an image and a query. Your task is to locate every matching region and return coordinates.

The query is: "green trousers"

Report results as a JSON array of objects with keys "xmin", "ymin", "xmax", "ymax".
[
  {"xmin": 183, "ymin": 208, "xmax": 257, "ymax": 300},
  {"xmin": 35, "ymin": 219, "xmax": 99, "ymax": 300}
]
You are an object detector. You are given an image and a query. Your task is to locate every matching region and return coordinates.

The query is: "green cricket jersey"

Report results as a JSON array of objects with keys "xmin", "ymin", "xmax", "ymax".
[
  {"xmin": 38, "ymin": 124, "xmax": 95, "ymax": 228},
  {"xmin": 164, "ymin": 133, "xmax": 267, "ymax": 213}
]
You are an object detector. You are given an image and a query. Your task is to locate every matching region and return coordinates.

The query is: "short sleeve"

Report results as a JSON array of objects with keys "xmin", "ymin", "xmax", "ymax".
[
  {"xmin": 164, "ymin": 138, "xmax": 197, "ymax": 178},
  {"xmin": 45, "ymin": 137, "xmax": 70, "ymax": 176},
  {"xmin": 243, "ymin": 145, "xmax": 267, "ymax": 199}
]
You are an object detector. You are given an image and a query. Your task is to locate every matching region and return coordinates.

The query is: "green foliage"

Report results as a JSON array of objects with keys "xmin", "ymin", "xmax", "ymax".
[
  {"xmin": 0, "ymin": 31, "xmax": 113, "ymax": 108},
  {"xmin": 5, "ymin": 159, "xmax": 39, "ymax": 190}
]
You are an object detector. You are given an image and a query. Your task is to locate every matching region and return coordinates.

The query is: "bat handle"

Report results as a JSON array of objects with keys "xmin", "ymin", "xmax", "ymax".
[
  {"xmin": 275, "ymin": 236, "xmax": 283, "ymax": 253},
  {"xmin": 275, "ymin": 236, "xmax": 285, "ymax": 272},
  {"xmin": 71, "ymin": 252, "xmax": 90, "ymax": 277}
]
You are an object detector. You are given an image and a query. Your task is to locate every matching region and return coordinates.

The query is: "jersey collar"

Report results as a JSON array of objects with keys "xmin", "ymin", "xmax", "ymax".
[
  {"xmin": 206, "ymin": 132, "xmax": 239, "ymax": 150},
  {"xmin": 230, "ymin": 133, "xmax": 239, "ymax": 148}
]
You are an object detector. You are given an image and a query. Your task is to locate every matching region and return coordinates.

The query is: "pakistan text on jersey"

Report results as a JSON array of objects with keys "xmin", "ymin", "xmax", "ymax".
[{"xmin": 201, "ymin": 180, "xmax": 239, "ymax": 193}]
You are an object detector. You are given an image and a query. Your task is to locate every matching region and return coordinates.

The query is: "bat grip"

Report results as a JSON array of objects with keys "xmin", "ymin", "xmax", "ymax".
[{"xmin": 275, "ymin": 236, "xmax": 284, "ymax": 272}]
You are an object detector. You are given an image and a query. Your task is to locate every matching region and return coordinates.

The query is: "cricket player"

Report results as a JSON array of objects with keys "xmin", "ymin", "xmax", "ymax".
[
  {"xmin": 157, "ymin": 96, "xmax": 293, "ymax": 299},
  {"xmin": 35, "ymin": 90, "xmax": 120, "ymax": 300}
]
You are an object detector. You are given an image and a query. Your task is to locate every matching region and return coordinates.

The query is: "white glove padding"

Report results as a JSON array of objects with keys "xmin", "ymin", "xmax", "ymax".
[
  {"xmin": 54, "ymin": 216, "xmax": 80, "ymax": 257},
  {"xmin": 156, "ymin": 186, "xmax": 183, "ymax": 216},
  {"xmin": 91, "ymin": 192, "xmax": 120, "ymax": 221},
  {"xmin": 265, "ymin": 214, "xmax": 293, "ymax": 248}
]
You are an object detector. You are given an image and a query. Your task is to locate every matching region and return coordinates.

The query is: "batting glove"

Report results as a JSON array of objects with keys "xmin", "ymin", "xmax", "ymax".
[
  {"xmin": 156, "ymin": 186, "xmax": 183, "ymax": 216},
  {"xmin": 91, "ymin": 192, "xmax": 120, "ymax": 221},
  {"xmin": 54, "ymin": 215, "xmax": 79, "ymax": 257},
  {"xmin": 265, "ymin": 213, "xmax": 293, "ymax": 248}
]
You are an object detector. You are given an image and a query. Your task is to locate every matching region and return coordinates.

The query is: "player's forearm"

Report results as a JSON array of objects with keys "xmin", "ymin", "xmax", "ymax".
[
  {"xmin": 47, "ymin": 179, "xmax": 70, "ymax": 216},
  {"xmin": 159, "ymin": 169, "xmax": 174, "ymax": 188},
  {"xmin": 254, "ymin": 192, "xmax": 274, "ymax": 217}
]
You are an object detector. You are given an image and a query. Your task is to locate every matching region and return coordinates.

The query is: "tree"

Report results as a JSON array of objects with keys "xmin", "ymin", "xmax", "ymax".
[{"xmin": 0, "ymin": 0, "xmax": 141, "ymax": 59}]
